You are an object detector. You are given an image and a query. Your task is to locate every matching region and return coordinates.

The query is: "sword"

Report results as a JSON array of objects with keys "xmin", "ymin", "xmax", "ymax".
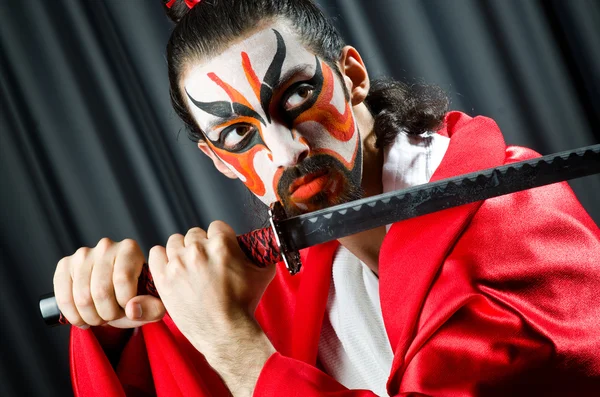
[{"xmin": 40, "ymin": 144, "xmax": 600, "ymax": 326}]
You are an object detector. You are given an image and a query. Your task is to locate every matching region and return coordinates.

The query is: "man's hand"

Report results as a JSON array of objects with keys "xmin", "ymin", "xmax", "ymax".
[
  {"xmin": 148, "ymin": 221, "xmax": 276, "ymax": 397},
  {"xmin": 53, "ymin": 238, "xmax": 166, "ymax": 329}
]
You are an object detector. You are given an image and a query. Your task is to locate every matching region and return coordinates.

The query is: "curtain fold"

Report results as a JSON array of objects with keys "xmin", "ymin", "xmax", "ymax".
[{"xmin": 1, "ymin": 0, "xmax": 598, "ymax": 395}]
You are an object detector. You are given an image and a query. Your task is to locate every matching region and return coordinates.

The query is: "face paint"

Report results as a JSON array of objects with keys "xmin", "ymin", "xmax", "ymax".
[{"xmin": 184, "ymin": 23, "xmax": 362, "ymax": 215}]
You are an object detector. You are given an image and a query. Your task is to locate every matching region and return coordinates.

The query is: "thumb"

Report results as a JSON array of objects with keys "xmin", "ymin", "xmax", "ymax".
[{"xmin": 125, "ymin": 295, "xmax": 166, "ymax": 322}]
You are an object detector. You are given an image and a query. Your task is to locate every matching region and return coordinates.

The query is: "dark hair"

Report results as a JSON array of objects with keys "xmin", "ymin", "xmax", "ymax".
[{"xmin": 163, "ymin": 0, "xmax": 448, "ymax": 148}]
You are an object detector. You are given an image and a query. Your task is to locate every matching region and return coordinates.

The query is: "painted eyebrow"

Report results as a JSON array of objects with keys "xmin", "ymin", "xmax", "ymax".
[
  {"xmin": 272, "ymin": 63, "xmax": 315, "ymax": 95},
  {"xmin": 185, "ymin": 88, "xmax": 266, "ymax": 129},
  {"xmin": 203, "ymin": 63, "xmax": 315, "ymax": 132}
]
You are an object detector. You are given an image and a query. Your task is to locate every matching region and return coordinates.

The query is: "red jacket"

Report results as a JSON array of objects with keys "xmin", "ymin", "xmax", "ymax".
[{"xmin": 70, "ymin": 112, "xmax": 600, "ymax": 396}]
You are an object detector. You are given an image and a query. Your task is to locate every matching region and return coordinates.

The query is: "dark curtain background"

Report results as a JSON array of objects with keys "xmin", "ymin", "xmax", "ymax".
[{"xmin": 1, "ymin": 0, "xmax": 598, "ymax": 395}]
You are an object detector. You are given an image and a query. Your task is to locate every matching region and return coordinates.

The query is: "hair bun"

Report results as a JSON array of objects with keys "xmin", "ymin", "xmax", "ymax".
[{"xmin": 163, "ymin": 0, "xmax": 194, "ymax": 24}]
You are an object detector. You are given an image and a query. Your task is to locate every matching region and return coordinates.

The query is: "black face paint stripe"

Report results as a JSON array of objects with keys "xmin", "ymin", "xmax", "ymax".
[
  {"xmin": 285, "ymin": 56, "xmax": 324, "ymax": 122},
  {"xmin": 187, "ymin": 96, "xmax": 233, "ymax": 118},
  {"xmin": 186, "ymin": 90, "xmax": 266, "ymax": 127},
  {"xmin": 260, "ymin": 29, "xmax": 287, "ymax": 123},
  {"xmin": 232, "ymin": 103, "xmax": 267, "ymax": 125}
]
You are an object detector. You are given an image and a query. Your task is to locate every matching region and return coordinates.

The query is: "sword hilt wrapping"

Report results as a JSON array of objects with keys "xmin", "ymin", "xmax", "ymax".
[{"xmin": 40, "ymin": 227, "xmax": 285, "ymax": 327}]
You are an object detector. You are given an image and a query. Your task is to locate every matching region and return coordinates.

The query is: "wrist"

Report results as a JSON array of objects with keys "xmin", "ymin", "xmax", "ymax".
[{"xmin": 196, "ymin": 321, "xmax": 275, "ymax": 397}]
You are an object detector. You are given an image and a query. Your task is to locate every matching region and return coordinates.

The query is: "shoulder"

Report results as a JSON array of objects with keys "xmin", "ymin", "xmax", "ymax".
[
  {"xmin": 439, "ymin": 110, "xmax": 503, "ymax": 138},
  {"xmin": 457, "ymin": 143, "xmax": 600, "ymax": 273}
]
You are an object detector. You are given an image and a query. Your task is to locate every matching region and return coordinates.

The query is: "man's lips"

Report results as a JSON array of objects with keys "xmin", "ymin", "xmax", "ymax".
[{"xmin": 289, "ymin": 170, "xmax": 329, "ymax": 201}]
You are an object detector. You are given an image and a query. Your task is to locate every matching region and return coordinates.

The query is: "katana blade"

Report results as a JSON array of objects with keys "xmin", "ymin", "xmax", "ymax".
[
  {"xmin": 40, "ymin": 144, "xmax": 600, "ymax": 326},
  {"xmin": 279, "ymin": 145, "xmax": 600, "ymax": 252}
]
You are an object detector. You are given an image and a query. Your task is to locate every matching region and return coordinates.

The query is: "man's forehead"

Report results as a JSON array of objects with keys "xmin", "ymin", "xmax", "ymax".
[{"xmin": 184, "ymin": 23, "xmax": 317, "ymax": 102}]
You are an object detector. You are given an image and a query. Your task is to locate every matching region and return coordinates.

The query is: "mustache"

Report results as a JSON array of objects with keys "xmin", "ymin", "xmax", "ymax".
[{"xmin": 276, "ymin": 154, "xmax": 343, "ymax": 194}]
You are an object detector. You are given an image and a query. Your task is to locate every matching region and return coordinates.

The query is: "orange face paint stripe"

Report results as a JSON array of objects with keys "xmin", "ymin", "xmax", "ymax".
[
  {"xmin": 209, "ymin": 142, "xmax": 268, "ymax": 197},
  {"xmin": 294, "ymin": 63, "xmax": 355, "ymax": 142},
  {"xmin": 208, "ymin": 72, "xmax": 255, "ymax": 110},
  {"xmin": 241, "ymin": 52, "xmax": 262, "ymax": 102}
]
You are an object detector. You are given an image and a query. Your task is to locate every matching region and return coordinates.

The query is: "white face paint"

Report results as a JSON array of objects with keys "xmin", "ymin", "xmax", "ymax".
[{"xmin": 184, "ymin": 22, "xmax": 362, "ymax": 214}]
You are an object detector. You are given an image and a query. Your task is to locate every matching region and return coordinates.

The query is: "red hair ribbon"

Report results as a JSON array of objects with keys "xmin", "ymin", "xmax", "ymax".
[{"xmin": 166, "ymin": 0, "xmax": 201, "ymax": 9}]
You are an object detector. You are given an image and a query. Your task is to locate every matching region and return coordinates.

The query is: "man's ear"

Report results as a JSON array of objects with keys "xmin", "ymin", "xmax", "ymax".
[
  {"xmin": 197, "ymin": 141, "xmax": 239, "ymax": 179},
  {"xmin": 338, "ymin": 46, "xmax": 370, "ymax": 106}
]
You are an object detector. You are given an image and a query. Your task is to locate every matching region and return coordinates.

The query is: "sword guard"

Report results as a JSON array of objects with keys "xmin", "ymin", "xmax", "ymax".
[{"xmin": 269, "ymin": 202, "xmax": 302, "ymax": 275}]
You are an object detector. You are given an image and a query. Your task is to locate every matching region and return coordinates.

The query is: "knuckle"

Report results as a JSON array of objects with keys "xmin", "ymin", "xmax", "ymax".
[
  {"xmin": 95, "ymin": 237, "xmax": 113, "ymax": 252},
  {"xmin": 56, "ymin": 257, "xmax": 68, "ymax": 272},
  {"xmin": 74, "ymin": 247, "xmax": 91, "ymax": 260},
  {"xmin": 187, "ymin": 227, "xmax": 203, "ymax": 235},
  {"xmin": 149, "ymin": 245, "xmax": 161, "ymax": 256},
  {"xmin": 169, "ymin": 233, "xmax": 184, "ymax": 242},
  {"xmin": 119, "ymin": 238, "xmax": 140, "ymax": 253},
  {"xmin": 210, "ymin": 220, "xmax": 226, "ymax": 228},
  {"xmin": 210, "ymin": 220, "xmax": 232, "ymax": 234}
]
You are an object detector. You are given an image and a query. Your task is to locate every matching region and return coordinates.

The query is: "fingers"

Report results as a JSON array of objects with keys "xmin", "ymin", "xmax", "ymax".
[
  {"xmin": 206, "ymin": 221, "xmax": 244, "ymax": 264},
  {"xmin": 71, "ymin": 247, "xmax": 104, "ymax": 326},
  {"xmin": 148, "ymin": 245, "xmax": 168, "ymax": 281},
  {"xmin": 113, "ymin": 239, "xmax": 144, "ymax": 308},
  {"xmin": 53, "ymin": 237, "xmax": 147, "ymax": 329},
  {"xmin": 206, "ymin": 221, "xmax": 235, "ymax": 240},
  {"xmin": 125, "ymin": 295, "xmax": 166, "ymax": 322},
  {"xmin": 166, "ymin": 233, "xmax": 184, "ymax": 259},
  {"xmin": 106, "ymin": 295, "xmax": 166, "ymax": 328},
  {"xmin": 54, "ymin": 257, "xmax": 85, "ymax": 328},
  {"xmin": 184, "ymin": 227, "xmax": 207, "ymax": 247},
  {"xmin": 90, "ymin": 238, "xmax": 121, "ymax": 321}
]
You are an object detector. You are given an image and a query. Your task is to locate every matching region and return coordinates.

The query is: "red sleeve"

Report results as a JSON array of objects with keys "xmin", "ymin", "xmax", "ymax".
[
  {"xmin": 70, "ymin": 316, "xmax": 231, "ymax": 396},
  {"xmin": 255, "ymin": 353, "xmax": 380, "ymax": 396},
  {"xmin": 70, "ymin": 327, "xmax": 129, "ymax": 397},
  {"xmin": 71, "ymin": 326, "xmax": 155, "ymax": 397}
]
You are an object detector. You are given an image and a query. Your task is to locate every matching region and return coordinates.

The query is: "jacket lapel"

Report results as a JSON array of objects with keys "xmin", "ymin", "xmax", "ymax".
[{"xmin": 379, "ymin": 112, "xmax": 507, "ymax": 393}]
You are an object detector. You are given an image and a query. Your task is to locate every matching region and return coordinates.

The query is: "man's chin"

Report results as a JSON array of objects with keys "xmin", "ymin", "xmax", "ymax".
[{"xmin": 274, "ymin": 153, "xmax": 364, "ymax": 217}]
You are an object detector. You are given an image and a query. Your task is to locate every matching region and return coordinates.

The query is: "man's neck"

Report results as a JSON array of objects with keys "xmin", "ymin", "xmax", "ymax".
[{"xmin": 338, "ymin": 104, "xmax": 386, "ymax": 275}]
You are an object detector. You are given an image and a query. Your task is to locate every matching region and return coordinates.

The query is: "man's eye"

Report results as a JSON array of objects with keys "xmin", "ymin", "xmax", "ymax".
[
  {"xmin": 283, "ymin": 85, "xmax": 314, "ymax": 111},
  {"xmin": 222, "ymin": 124, "xmax": 256, "ymax": 150}
]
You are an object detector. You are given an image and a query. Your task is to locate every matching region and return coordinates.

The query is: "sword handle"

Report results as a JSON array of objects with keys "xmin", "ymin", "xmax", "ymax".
[{"xmin": 39, "ymin": 227, "xmax": 282, "ymax": 327}]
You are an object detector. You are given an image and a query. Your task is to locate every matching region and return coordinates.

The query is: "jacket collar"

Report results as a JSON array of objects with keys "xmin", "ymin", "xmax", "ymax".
[{"xmin": 379, "ymin": 112, "xmax": 507, "ymax": 392}]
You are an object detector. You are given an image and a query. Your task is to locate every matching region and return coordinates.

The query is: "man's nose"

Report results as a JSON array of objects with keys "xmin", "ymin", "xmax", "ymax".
[{"xmin": 267, "ymin": 125, "xmax": 309, "ymax": 168}]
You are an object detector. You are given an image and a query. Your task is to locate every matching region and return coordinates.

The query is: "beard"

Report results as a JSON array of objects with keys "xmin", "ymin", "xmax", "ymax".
[{"xmin": 276, "ymin": 144, "xmax": 363, "ymax": 217}]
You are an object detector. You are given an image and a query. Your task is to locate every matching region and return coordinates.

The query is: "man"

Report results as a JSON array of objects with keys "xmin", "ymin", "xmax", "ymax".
[{"xmin": 53, "ymin": 0, "xmax": 600, "ymax": 396}]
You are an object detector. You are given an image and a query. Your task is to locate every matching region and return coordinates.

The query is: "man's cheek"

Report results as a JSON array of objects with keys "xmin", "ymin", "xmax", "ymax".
[
  {"xmin": 294, "ymin": 63, "xmax": 356, "ymax": 142},
  {"xmin": 251, "ymin": 150, "xmax": 279, "ymax": 204},
  {"xmin": 296, "ymin": 121, "xmax": 360, "ymax": 167},
  {"xmin": 211, "ymin": 146, "xmax": 274, "ymax": 200}
]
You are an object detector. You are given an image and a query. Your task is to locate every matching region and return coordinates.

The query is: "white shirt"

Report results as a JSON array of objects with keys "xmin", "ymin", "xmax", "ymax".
[{"xmin": 317, "ymin": 130, "xmax": 450, "ymax": 396}]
